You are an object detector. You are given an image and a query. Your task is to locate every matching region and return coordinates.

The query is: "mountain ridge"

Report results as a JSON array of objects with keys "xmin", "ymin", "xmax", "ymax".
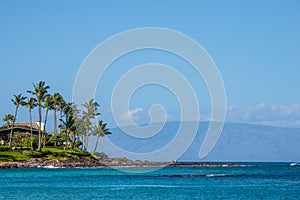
[{"xmin": 94, "ymin": 121, "xmax": 300, "ymax": 162}]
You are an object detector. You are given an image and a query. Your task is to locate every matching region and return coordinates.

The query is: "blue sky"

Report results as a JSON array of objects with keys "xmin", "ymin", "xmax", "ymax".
[{"xmin": 1, "ymin": 0, "xmax": 300, "ymax": 128}]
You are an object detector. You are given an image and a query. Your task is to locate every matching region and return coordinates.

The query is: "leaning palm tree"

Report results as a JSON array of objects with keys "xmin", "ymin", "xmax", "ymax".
[
  {"xmin": 52, "ymin": 93, "xmax": 63, "ymax": 134},
  {"xmin": 26, "ymin": 97, "xmax": 37, "ymax": 150},
  {"xmin": 27, "ymin": 81, "xmax": 50, "ymax": 151},
  {"xmin": 2, "ymin": 114, "xmax": 15, "ymax": 127},
  {"xmin": 82, "ymin": 99, "xmax": 100, "ymax": 151},
  {"xmin": 92, "ymin": 120, "xmax": 111, "ymax": 152},
  {"xmin": 9, "ymin": 94, "xmax": 27, "ymax": 147}
]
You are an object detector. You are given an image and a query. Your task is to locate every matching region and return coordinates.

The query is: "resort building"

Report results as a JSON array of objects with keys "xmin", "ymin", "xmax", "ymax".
[{"xmin": 0, "ymin": 122, "xmax": 43, "ymax": 144}]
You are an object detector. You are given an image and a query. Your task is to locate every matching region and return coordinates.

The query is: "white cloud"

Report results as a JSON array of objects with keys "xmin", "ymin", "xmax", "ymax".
[
  {"xmin": 226, "ymin": 103, "xmax": 300, "ymax": 128},
  {"xmin": 104, "ymin": 103, "xmax": 300, "ymax": 128},
  {"xmin": 121, "ymin": 108, "xmax": 143, "ymax": 121},
  {"xmin": 256, "ymin": 102, "xmax": 267, "ymax": 109}
]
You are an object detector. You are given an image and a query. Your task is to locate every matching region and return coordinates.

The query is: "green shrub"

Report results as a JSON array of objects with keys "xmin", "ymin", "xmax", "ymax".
[
  {"xmin": 57, "ymin": 156, "xmax": 67, "ymax": 161},
  {"xmin": 48, "ymin": 133, "xmax": 69, "ymax": 147},
  {"xmin": 73, "ymin": 141, "xmax": 82, "ymax": 148},
  {"xmin": 23, "ymin": 150, "xmax": 44, "ymax": 157},
  {"xmin": 22, "ymin": 137, "xmax": 38, "ymax": 149},
  {"xmin": 0, "ymin": 146, "xmax": 10, "ymax": 152},
  {"xmin": 68, "ymin": 148, "xmax": 90, "ymax": 156}
]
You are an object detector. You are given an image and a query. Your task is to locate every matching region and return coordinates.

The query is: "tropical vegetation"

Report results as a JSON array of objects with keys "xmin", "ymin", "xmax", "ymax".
[
  {"xmin": 9, "ymin": 94, "xmax": 27, "ymax": 148},
  {"xmin": 0, "ymin": 81, "xmax": 111, "ymax": 156}
]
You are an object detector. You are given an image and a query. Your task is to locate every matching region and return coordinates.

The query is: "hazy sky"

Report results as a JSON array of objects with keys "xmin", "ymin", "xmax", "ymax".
[{"xmin": 1, "ymin": 1, "xmax": 300, "ymax": 128}]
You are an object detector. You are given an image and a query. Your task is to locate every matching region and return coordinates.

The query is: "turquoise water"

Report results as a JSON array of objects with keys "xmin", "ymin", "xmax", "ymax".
[{"xmin": 0, "ymin": 163, "xmax": 299, "ymax": 199}]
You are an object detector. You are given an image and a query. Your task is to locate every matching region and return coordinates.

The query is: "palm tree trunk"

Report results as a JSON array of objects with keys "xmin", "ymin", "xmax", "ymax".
[
  {"xmin": 38, "ymin": 105, "xmax": 42, "ymax": 151},
  {"xmin": 65, "ymin": 132, "xmax": 68, "ymax": 151},
  {"xmin": 43, "ymin": 108, "xmax": 49, "ymax": 148},
  {"xmin": 29, "ymin": 110, "xmax": 33, "ymax": 150},
  {"xmin": 93, "ymin": 135, "xmax": 100, "ymax": 152},
  {"xmin": 83, "ymin": 131, "xmax": 88, "ymax": 151},
  {"xmin": 9, "ymin": 106, "xmax": 18, "ymax": 148},
  {"xmin": 53, "ymin": 108, "xmax": 57, "ymax": 134},
  {"xmin": 83, "ymin": 135, "xmax": 87, "ymax": 151}
]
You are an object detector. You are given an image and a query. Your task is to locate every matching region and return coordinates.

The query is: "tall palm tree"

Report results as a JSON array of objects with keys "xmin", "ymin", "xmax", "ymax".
[
  {"xmin": 92, "ymin": 120, "xmax": 111, "ymax": 152},
  {"xmin": 52, "ymin": 93, "xmax": 63, "ymax": 134},
  {"xmin": 2, "ymin": 114, "xmax": 15, "ymax": 127},
  {"xmin": 27, "ymin": 81, "xmax": 50, "ymax": 151},
  {"xmin": 82, "ymin": 99, "xmax": 100, "ymax": 151},
  {"xmin": 26, "ymin": 98, "xmax": 37, "ymax": 150},
  {"xmin": 42, "ymin": 95, "xmax": 53, "ymax": 147},
  {"xmin": 9, "ymin": 94, "xmax": 27, "ymax": 147}
]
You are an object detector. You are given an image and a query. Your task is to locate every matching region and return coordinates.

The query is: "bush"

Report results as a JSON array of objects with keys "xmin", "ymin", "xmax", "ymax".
[
  {"xmin": 22, "ymin": 137, "xmax": 38, "ymax": 149},
  {"xmin": 48, "ymin": 133, "xmax": 68, "ymax": 147},
  {"xmin": 23, "ymin": 150, "xmax": 46, "ymax": 157},
  {"xmin": 68, "ymin": 148, "xmax": 90, "ymax": 156},
  {"xmin": 73, "ymin": 141, "xmax": 82, "ymax": 148},
  {"xmin": 0, "ymin": 146, "xmax": 10, "ymax": 152}
]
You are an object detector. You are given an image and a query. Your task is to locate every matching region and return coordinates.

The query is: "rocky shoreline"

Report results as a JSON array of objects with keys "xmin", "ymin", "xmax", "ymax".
[
  {"xmin": 0, "ymin": 157, "xmax": 168, "ymax": 169},
  {"xmin": 0, "ymin": 151, "xmax": 240, "ymax": 169},
  {"xmin": 0, "ymin": 157, "xmax": 102, "ymax": 169},
  {"xmin": 0, "ymin": 155, "xmax": 240, "ymax": 169}
]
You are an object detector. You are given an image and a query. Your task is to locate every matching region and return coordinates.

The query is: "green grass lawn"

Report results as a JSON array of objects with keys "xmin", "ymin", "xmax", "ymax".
[
  {"xmin": 0, "ymin": 151, "xmax": 30, "ymax": 162},
  {"xmin": 0, "ymin": 146, "xmax": 94, "ymax": 162}
]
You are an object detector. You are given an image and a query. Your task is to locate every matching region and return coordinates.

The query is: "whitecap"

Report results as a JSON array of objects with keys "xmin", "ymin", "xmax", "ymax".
[{"xmin": 206, "ymin": 174, "xmax": 226, "ymax": 177}]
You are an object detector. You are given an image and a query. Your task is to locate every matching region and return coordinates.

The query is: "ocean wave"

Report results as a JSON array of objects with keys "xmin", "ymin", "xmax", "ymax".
[
  {"xmin": 290, "ymin": 163, "xmax": 298, "ymax": 166},
  {"xmin": 206, "ymin": 174, "xmax": 226, "ymax": 177},
  {"xmin": 38, "ymin": 165, "xmax": 61, "ymax": 169}
]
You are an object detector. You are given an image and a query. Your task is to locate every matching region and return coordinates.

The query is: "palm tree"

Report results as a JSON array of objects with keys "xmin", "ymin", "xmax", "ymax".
[
  {"xmin": 2, "ymin": 114, "xmax": 15, "ymax": 127},
  {"xmin": 59, "ymin": 115, "xmax": 76, "ymax": 150},
  {"xmin": 59, "ymin": 102, "xmax": 76, "ymax": 150},
  {"xmin": 2, "ymin": 114, "xmax": 15, "ymax": 145},
  {"xmin": 92, "ymin": 120, "xmax": 111, "ymax": 152},
  {"xmin": 42, "ymin": 95, "xmax": 53, "ymax": 147},
  {"xmin": 52, "ymin": 93, "xmax": 63, "ymax": 134},
  {"xmin": 69, "ymin": 104, "xmax": 81, "ymax": 148},
  {"xmin": 75, "ymin": 116, "xmax": 85, "ymax": 150},
  {"xmin": 82, "ymin": 99, "xmax": 100, "ymax": 151},
  {"xmin": 9, "ymin": 94, "xmax": 27, "ymax": 147},
  {"xmin": 27, "ymin": 81, "xmax": 50, "ymax": 151},
  {"xmin": 58, "ymin": 99, "xmax": 66, "ymax": 127},
  {"xmin": 26, "ymin": 98, "xmax": 37, "ymax": 150}
]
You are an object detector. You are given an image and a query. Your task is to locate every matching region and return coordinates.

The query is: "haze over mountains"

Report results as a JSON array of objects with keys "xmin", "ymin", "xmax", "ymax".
[{"xmin": 93, "ymin": 121, "xmax": 300, "ymax": 162}]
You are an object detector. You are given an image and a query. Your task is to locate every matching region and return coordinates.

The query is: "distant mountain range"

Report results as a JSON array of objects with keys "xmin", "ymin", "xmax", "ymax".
[{"xmin": 92, "ymin": 121, "xmax": 300, "ymax": 162}]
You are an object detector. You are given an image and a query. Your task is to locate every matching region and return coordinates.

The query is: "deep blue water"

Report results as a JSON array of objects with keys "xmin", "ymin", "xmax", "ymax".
[{"xmin": 0, "ymin": 163, "xmax": 299, "ymax": 199}]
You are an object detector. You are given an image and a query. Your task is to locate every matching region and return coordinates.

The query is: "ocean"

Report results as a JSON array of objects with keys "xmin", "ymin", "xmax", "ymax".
[{"xmin": 0, "ymin": 163, "xmax": 299, "ymax": 199}]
